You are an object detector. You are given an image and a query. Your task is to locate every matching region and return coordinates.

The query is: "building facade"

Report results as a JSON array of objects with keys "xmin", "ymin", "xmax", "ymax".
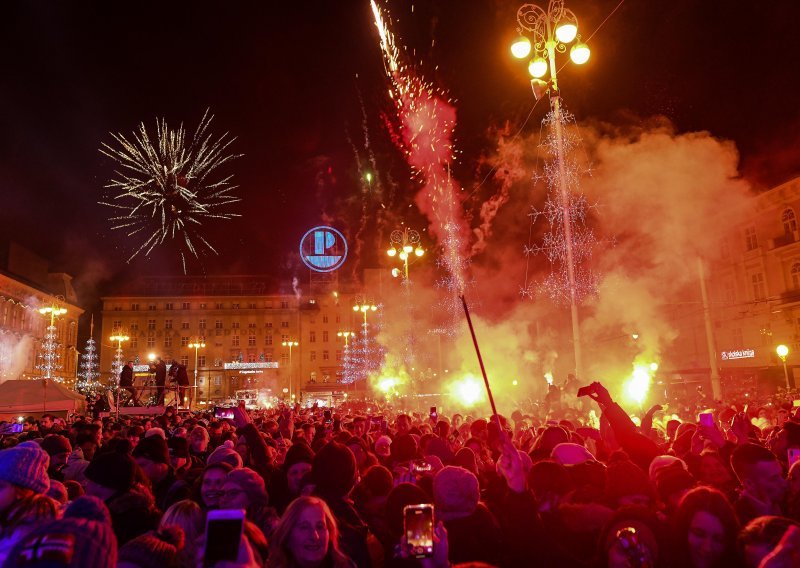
[
  {"xmin": 99, "ymin": 276, "xmax": 363, "ymax": 404},
  {"xmin": 0, "ymin": 243, "xmax": 83, "ymax": 386}
]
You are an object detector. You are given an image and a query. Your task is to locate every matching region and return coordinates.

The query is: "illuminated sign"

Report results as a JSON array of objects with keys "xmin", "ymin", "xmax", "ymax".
[
  {"xmin": 223, "ymin": 362, "xmax": 279, "ymax": 370},
  {"xmin": 300, "ymin": 226, "xmax": 348, "ymax": 272},
  {"xmin": 720, "ymin": 349, "xmax": 755, "ymax": 360},
  {"xmin": 133, "ymin": 365, "xmax": 151, "ymax": 373}
]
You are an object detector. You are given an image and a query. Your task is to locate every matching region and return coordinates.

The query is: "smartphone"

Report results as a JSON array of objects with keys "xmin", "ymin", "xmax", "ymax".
[
  {"xmin": 793, "ymin": 400, "xmax": 800, "ymax": 408},
  {"xmin": 214, "ymin": 407, "xmax": 235, "ymax": 420},
  {"xmin": 430, "ymin": 406, "xmax": 438, "ymax": 421},
  {"xmin": 411, "ymin": 459, "xmax": 433, "ymax": 475},
  {"xmin": 699, "ymin": 412, "xmax": 714, "ymax": 427},
  {"xmin": 789, "ymin": 449, "xmax": 800, "ymax": 466},
  {"xmin": 404, "ymin": 504, "xmax": 434, "ymax": 558},
  {"xmin": 204, "ymin": 509, "xmax": 245, "ymax": 566}
]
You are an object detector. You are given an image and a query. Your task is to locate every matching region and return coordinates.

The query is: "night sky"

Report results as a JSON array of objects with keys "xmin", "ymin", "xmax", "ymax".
[{"xmin": 2, "ymin": 0, "xmax": 799, "ymax": 313}]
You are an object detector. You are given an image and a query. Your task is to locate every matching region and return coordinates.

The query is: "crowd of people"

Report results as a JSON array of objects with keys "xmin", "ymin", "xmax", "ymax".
[{"xmin": 0, "ymin": 379, "xmax": 799, "ymax": 567}]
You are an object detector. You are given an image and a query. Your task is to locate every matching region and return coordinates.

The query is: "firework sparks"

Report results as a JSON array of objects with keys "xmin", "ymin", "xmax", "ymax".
[
  {"xmin": 371, "ymin": 1, "xmax": 471, "ymax": 330},
  {"xmin": 99, "ymin": 109, "xmax": 241, "ymax": 273}
]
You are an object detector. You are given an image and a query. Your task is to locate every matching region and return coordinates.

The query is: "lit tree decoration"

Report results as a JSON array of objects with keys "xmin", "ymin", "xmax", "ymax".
[
  {"xmin": 76, "ymin": 336, "xmax": 101, "ymax": 396},
  {"xmin": 342, "ymin": 302, "xmax": 386, "ymax": 385},
  {"xmin": 100, "ymin": 110, "xmax": 242, "ymax": 273},
  {"xmin": 37, "ymin": 319, "xmax": 63, "ymax": 383},
  {"xmin": 522, "ymin": 107, "xmax": 597, "ymax": 303}
]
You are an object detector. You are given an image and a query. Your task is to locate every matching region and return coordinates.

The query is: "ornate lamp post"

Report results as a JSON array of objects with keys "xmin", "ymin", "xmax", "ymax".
[
  {"xmin": 188, "ymin": 339, "xmax": 205, "ymax": 409},
  {"xmin": 337, "ymin": 331, "xmax": 354, "ymax": 348},
  {"xmin": 38, "ymin": 302, "xmax": 67, "ymax": 381},
  {"xmin": 387, "ymin": 227, "xmax": 425, "ymax": 282},
  {"xmin": 777, "ymin": 344, "xmax": 791, "ymax": 389},
  {"xmin": 511, "ymin": 0, "xmax": 590, "ymax": 380},
  {"xmin": 353, "ymin": 301, "xmax": 378, "ymax": 338},
  {"xmin": 282, "ymin": 340, "xmax": 299, "ymax": 401}
]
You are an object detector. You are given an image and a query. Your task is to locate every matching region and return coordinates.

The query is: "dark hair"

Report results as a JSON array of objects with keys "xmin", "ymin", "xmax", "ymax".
[
  {"xmin": 738, "ymin": 515, "xmax": 799, "ymax": 555},
  {"xmin": 673, "ymin": 486, "xmax": 739, "ymax": 567},
  {"xmin": 730, "ymin": 443, "xmax": 778, "ymax": 481}
]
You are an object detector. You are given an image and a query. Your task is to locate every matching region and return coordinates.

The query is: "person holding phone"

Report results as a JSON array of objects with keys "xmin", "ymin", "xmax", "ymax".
[{"xmin": 268, "ymin": 496, "xmax": 355, "ymax": 568}]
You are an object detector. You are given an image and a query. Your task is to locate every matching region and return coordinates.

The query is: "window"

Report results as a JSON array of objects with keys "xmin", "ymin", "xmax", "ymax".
[
  {"xmin": 309, "ymin": 331, "xmax": 316, "ymax": 343},
  {"xmin": 281, "ymin": 301, "xmax": 289, "ymax": 309},
  {"xmin": 310, "ymin": 351, "xmax": 317, "ymax": 361},
  {"xmin": 216, "ymin": 303, "xmax": 224, "ymax": 309},
  {"xmin": 232, "ymin": 303, "xmax": 240, "ymax": 309},
  {"xmin": 215, "ymin": 320, "xmax": 223, "ymax": 329},
  {"xmin": 322, "ymin": 331, "xmax": 329, "ymax": 342},
  {"xmin": 281, "ymin": 334, "xmax": 289, "ymax": 342},
  {"xmin": 198, "ymin": 356, "xmax": 206, "ymax": 367},
  {"xmin": 112, "ymin": 320, "xmax": 122, "ymax": 329},
  {"xmin": 323, "ymin": 315, "xmax": 328, "ymax": 323},
  {"xmin": 323, "ymin": 350, "xmax": 329, "ymax": 361},
  {"xmin": 180, "ymin": 321, "xmax": 188, "ymax": 330},
  {"xmin": 147, "ymin": 335, "xmax": 155, "ymax": 348},
  {"xmin": 249, "ymin": 303, "xmax": 256, "ymax": 309},
  {"xmin": 165, "ymin": 319, "xmax": 172, "ymax": 329},
  {"xmin": 131, "ymin": 303, "xmax": 139, "ymax": 311},
  {"xmin": 266, "ymin": 322, "xmax": 273, "ymax": 328},
  {"xmin": 248, "ymin": 336, "xmax": 256, "ymax": 347},
  {"xmin": 281, "ymin": 353, "xmax": 289, "ymax": 364},
  {"xmin": 336, "ymin": 350, "xmax": 342, "ymax": 361},
  {"xmin": 148, "ymin": 319, "xmax": 156, "ymax": 330},
  {"xmin": 165, "ymin": 303, "xmax": 174, "ymax": 310},
  {"xmin": 752, "ymin": 273, "xmax": 766, "ymax": 301},
  {"xmin": 148, "ymin": 304, "xmax": 156, "ymax": 311},
  {"xmin": 130, "ymin": 322, "xmax": 138, "ymax": 331},
  {"xmin": 130, "ymin": 337, "xmax": 138, "ymax": 349},
  {"xmin": 199, "ymin": 319, "xmax": 206, "ymax": 329},
  {"xmin": 793, "ymin": 263, "xmax": 800, "ymax": 289},
  {"xmin": 784, "ymin": 209, "xmax": 798, "ymax": 235},
  {"xmin": 248, "ymin": 323, "xmax": 256, "ymax": 329},
  {"xmin": 265, "ymin": 351, "xmax": 273, "ymax": 362},
  {"xmin": 214, "ymin": 358, "xmax": 223, "ymax": 367},
  {"xmin": 182, "ymin": 302, "xmax": 190, "ymax": 310},
  {"xmin": 281, "ymin": 321, "xmax": 289, "ymax": 328},
  {"xmin": 247, "ymin": 352, "xmax": 256, "ymax": 362},
  {"xmin": 214, "ymin": 376, "xmax": 221, "ymax": 386},
  {"xmin": 733, "ymin": 328, "xmax": 743, "ymax": 348},
  {"xmin": 745, "ymin": 227, "xmax": 758, "ymax": 251},
  {"xmin": 180, "ymin": 356, "xmax": 189, "ymax": 366},
  {"xmin": 335, "ymin": 314, "xmax": 340, "ymax": 323},
  {"xmin": 181, "ymin": 336, "xmax": 189, "ymax": 347},
  {"xmin": 265, "ymin": 334, "xmax": 273, "ymax": 346},
  {"xmin": 232, "ymin": 322, "xmax": 240, "ymax": 329},
  {"xmin": 232, "ymin": 336, "xmax": 240, "ymax": 347},
  {"xmin": 724, "ymin": 279, "xmax": 736, "ymax": 304},
  {"xmin": 164, "ymin": 336, "xmax": 172, "ymax": 348}
]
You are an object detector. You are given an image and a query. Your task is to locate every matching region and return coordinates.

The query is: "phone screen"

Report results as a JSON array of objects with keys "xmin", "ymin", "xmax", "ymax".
[
  {"xmin": 404, "ymin": 504, "xmax": 434, "ymax": 558},
  {"xmin": 205, "ymin": 514, "xmax": 244, "ymax": 566},
  {"xmin": 430, "ymin": 406, "xmax": 438, "ymax": 420},
  {"xmin": 215, "ymin": 408, "xmax": 235, "ymax": 420}
]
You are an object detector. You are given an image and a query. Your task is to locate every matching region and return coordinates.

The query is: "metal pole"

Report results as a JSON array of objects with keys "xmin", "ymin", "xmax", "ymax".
[
  {"xmin": 784, "ymin": 360, "xmax": 791, "ymax": 389},
  {"xmin": 698, "ymin": 259, "xmax": 722, "ymax": 399},
  {"xmin": 460, "ymin": 296, "xmax": 501, "ymax": 428}
]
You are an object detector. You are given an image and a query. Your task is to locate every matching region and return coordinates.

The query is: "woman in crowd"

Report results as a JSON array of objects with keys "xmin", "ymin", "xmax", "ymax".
[
  {"xmin": 220, "ymin": 467, "xmax": 279, "ymax": 540},
  {"xmin": 672, "ymin": 486, "xmax": 742, "ymax": 568},
  {"xmin": 199, "ymin": 462, "xmax": 233, "ymax": 510},
  {"xmin": 160, "ymin": 499, "xmax": 203, "ymax": 568},
  {"xmin": 268, "ymin": 496, "xmax": 355, "ymax": 568}
]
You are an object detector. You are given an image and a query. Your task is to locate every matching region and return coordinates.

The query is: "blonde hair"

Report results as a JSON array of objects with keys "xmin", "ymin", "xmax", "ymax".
[
  {"xmin": 267, "ymin": 497, "xmax": 352, "ymax": 568},
  {"xmin": 160, "ymin": 500, "xmax": 203, "ymax": 568}
]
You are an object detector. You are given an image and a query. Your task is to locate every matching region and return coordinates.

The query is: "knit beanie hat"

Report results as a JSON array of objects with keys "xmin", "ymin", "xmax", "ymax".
[
  {"xmin": 41, "ymin": 435, "xmax": 72, "ymax": 457},
  {"xmin": 0, "ymin": 441, "xmax": 50, "ymax": 494},
  {"xmin": 433, "ymin": 466, "xmax": 480, "ymax": 519},
  {"xmin": 283, "ymin": 442, "xmax": 314, "ymax": 473},
  {"xmin": 551, "ymin": 443, "xmax": 595, "ymax": 466},
  {"xmin": 374, "ymin": 435, "xmax": 392, "ymax": 458},
  {"xmin": 648, "ymin": 455, "xmax": 687, "ymax": 480},
  {"xmin": 207, "ymin": 440, "xmax": 243, "ymax": 469},
  {"xmin": 144, "ymin": 427, "xmax": 166, "ymax": 440},
  {"xmin": 118, "ymin": 527, "xmax": 184, "ymax": 568},
  {"xmin": 312, "ymin": 442, "xmax": 357, "ymax": 499},
  {"xmin": 85, "ymin": 451, "xmax": 137, "ymax": 492},
  {"xmin": 653, "ymin": 461, "xmax": 696, "ymax": 503},
  {"xmin": 605, "ymin": 458, "xmax": 654, "ymax": 505},
  {"xmin": 2, "ymin": 496, "xmax": 117, "ymax": 568},
  {"xmin": 226, "ymin": 468, "xmax": 268, "ymax": 506},
  {"xmin": 132, "ymin": 435, "xmax": 170, "ymax": 465}
]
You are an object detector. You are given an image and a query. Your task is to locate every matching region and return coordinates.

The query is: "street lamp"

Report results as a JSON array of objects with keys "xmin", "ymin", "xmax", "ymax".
[
  {"xmin": 188, "ymin": 339, "xmax": 206, "ymax": 409},
  {"xmin": 337, "ymin": 331, "xmax": 353, "ymax": 347},
  {"xmin": 777, "ymin": 344, "xmax": 791, "ymax": 389},
  {"xmin": 109, "ymin": 331, "xmax": 129, "ymax": 416},
  {"xmin": 511, "ymin": 0, "xmax": 590, "ymax": 380},
  {"xmin": 353, "ymin": 301, "xmax": 378, "ymax": 336},
  {"xmin": 282, "ymin": 340, "xmax": 299, "ymax": 401},
  {"xmin": 38, "ymin": 302, "xmax": 67, "ymax": 381},
  {"xmin": 387, "ymin": 227, "xmax": 425, "ymax": 283}
]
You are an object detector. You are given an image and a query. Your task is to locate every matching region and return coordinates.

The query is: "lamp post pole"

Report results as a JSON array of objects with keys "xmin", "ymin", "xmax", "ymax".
[
  {"xmin": 109, "ymin": 332, "xmax": 129, "ymax": 419},
  {"xmin": 512, "ymin": 0, "xmax": 590, "ymax": 380},
  {"xmin": 282, "ymin": 340, "xmax": 299, "ymax": 402},
  {"xmin": 778, "ymin": 344, "xmax": 791, "ymax": 389},
  {"xmin": 38, "ymin": 303, "xmax": 67, "ymax": 381},
  {"xmin": 188, "ymin": 340, "xmax": 205, "ymax": 410},
  {"xmin": 387, "ymin": 227, "xmax": 425, "ymax": 284}
]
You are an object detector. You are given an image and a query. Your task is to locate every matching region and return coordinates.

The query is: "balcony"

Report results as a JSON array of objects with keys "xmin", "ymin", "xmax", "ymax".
[{"xmin": 769, "ymin": 230, "xmax": 800, "ymax": 250}]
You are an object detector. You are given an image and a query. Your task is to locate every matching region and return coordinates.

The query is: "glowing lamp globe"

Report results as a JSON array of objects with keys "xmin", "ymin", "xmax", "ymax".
[
  {"xmin": 570, "ymin": 42, "xmax": 590, "ymax": 64},
  {"xmin": 510, "ymin": 36, "xmax": 531, "ymax": 59},
  {"xmin": 555, "ymin": 23, "xmax": 578, "ymax": 44},
  {"xmin": 399, "ymin": 251, "xmax": 408, "ymax": 261},
  {"xmin": 391, "ymin": 268, "xmax": 400, "ymax": 278},
  {"xmin": 528, "ymin": 57, "xmax": 548, "ymax": 78},
  {"xmin": 777, "ymin": 344, "xmax": 790, "ymax": 358},
  {"xmin": 403, "ymin": 245, "xmax": 413, "ymax": 253},
  {"xmin": 387, "ymin": 248, "xmax": 397, "ymax": 257},
  {"xmin": 414, "ymin": 248, "xmax": 424, "ymax": 257}
]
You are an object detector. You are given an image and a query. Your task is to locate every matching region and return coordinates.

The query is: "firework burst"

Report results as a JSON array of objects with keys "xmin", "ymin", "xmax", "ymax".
[{"xmin": 100, "ymin": 109, "xmax": 241, "ymax": 273}]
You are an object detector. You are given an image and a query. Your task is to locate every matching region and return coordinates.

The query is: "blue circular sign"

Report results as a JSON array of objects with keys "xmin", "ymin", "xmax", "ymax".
[{"xmin": 299, "ymin": 226, "xmax": 348, "ymax": 273}]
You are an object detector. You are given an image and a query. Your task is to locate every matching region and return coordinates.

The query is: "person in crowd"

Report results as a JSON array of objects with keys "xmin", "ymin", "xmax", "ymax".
[
  {"xmin": 198, "ymin": 462, "xmax": 233, "ymax": 510},
  {"xmin": 738, "ymin": 515, "xmax": 800, "ymax": 568},
  {"xmin": 40, "ymin": 434, "xmax": 72, "ymax": 482},
  {"xmin": 268, "ymin": 496, "xmax": 356, "ymax": 568},
  {"xmin": 730, "ymin": 442, "xmax": 788, "ymax": 525},
  {"xmin": 153, "ymin": 356, "xmax": 168, "ymax": 406},
  {"xmin": 133, "ymin": 434, "xmax": 190, "ymax": 511},
  {"xmin": 672, "ymin": 486, "xmax": 741, "ymax": 568},
  {"xmin": 118, "ymin": 526, "xmax": 184, "ymax": 568},
  {"xmin": 220, "ymin": 467, "xmax": 279, "ymax": 540},
  {"xmin": 160, "ymin": 500, "xmax": 203, "ymax": 568},
  {"xmin": 120, "ymin": 360, "xmax": 141, "ymax": 406}
]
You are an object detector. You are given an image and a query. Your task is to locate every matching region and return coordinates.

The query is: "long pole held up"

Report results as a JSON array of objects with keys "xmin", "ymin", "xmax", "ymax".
[{"xmin": 460, "ymin": 295, "xmax": 500, "ymax": 423}]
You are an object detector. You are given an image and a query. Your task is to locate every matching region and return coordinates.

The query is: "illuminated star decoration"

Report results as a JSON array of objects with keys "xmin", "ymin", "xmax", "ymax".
[
  {"xmin": 76, "ymin": 336, "xmax": 101, "ymax": 396},
  {"xmin": 100, "ymin": 109, "xmax": 241, "ymax": 274},
  {"xmin": 522, "ymin": 106, "xmax": 598, "ymax": 303},
  {"xmin": 371, "ymin": 1, "xmax": 471, "ymax": 333}
]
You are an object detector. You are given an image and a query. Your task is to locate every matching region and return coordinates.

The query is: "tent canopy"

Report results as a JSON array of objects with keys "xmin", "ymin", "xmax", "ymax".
[{"xmin": 0, "ymin": 379, "xmax": 85, "ymax": 419}]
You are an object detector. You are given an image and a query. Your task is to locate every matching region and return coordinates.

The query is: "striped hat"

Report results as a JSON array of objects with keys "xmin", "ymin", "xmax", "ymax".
[{"xmin": 0, "ymin": 442, "xmax": 50, "ymax": 494}]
